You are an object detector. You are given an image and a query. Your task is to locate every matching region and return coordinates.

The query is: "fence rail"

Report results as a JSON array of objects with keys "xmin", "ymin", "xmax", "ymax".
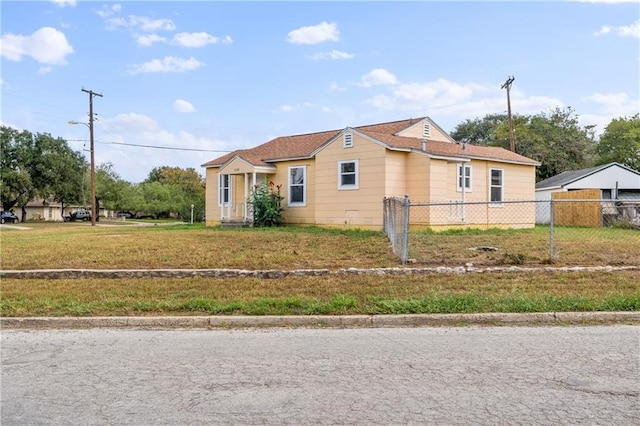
[{"xmin": 383, "ymin": 196, "xmax": 640, "ymax": 266}]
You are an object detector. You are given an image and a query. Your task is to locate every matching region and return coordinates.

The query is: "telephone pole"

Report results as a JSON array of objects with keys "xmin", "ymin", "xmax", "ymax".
[
  {"xmin": 82, "ymin": 88, "xmax": 103, "ymax": 226},
  {"xmin": 501, "ymin": 76, "xmax": 516, "ymax": 152}
]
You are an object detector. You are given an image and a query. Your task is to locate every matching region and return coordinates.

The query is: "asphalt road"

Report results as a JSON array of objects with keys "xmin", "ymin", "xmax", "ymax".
[{"xmin": 2, "ymin": 325, "xmax": 639, "ymax": 425}]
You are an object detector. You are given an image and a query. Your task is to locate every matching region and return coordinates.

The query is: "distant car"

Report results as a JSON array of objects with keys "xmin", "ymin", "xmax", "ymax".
[
  {"xmin": 117, "ymin": 211, "xmax": 134, "ymax": 218},
  {"xmin": 63, "ymin": 209, "xmax": 92, "ymax": 222},
  {"xmin": 0, "ymin": 211, "xmax": 19, "ymax": 224}
]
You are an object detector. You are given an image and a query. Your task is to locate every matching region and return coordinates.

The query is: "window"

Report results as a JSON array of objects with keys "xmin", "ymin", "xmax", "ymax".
[
  {"xmin": 288, "ymin": 166, "xmax": 306, "ymax": 206},
  {"xmin": 343, "ymin": 132, "xmax": 353, "ymax": 148},
  {"xmin": 338, "ymin": 160, "xmax": 358, "ymax": 190},
  {"xmin": 219, "ymin": 174, "xmax": 230, "ymax": 205},
  {"xmin": 422, "ymin": 123, "xmax": 431, "ymax": 138},
  {"xmin": 457, "ymin": 164, "xmax": 472, "ymax": 192},
  {"xmin": 490, "ymin": 169, "xmax": 503, "ymax": 204}
]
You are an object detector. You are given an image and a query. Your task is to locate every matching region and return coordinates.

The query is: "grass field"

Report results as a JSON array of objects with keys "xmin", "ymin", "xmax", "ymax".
[{"xmin": 1, "ymin": 220, "xmax": 638, "ymax": 317}]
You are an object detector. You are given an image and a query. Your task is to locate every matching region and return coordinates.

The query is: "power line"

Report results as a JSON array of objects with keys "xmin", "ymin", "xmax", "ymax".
[{"xmin": 66, "ymin": 139, "xmax": 231, "ymax": 153}]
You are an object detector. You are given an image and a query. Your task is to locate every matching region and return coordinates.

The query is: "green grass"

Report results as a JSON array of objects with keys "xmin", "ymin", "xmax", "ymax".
[{"xmin": 1, "ymin": 220, "xmax": 638, "ymax": 317}]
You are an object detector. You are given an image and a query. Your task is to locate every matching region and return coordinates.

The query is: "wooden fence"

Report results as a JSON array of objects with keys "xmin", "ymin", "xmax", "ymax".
[{"xmin": 552, "ymin": 189, "xmax": 602, "ymax": 227}]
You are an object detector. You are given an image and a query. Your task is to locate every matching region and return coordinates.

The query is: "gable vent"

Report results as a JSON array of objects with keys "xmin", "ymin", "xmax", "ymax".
[
  {"xmin": 343, "ymin": 132, "xmax": 353, "ymax": 148},
  {"xmin": 422, "ymin": 123, "xmax": 431, "ymax": 138}
]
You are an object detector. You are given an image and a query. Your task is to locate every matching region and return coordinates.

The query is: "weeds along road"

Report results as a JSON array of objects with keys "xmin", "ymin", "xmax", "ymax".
[{"xmin": 2, "ymin": 325, "xmax": 638, "ymax": 425}]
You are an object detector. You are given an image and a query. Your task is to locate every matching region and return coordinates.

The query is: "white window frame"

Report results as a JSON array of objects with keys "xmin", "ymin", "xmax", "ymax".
[
  {"xmin": 288, "ymin": 166, "xmax": 306, "ymax": 207},
  {"xmin": 343, "ymin": 132, "xmax": 353, "ymax": 148},
  {"xmin": 338, "ymin": 160, "xmax": 359, "ymax": 190},
  {"xmin": 218, "ymin": 173, "xmax": 230, "ymax": 206},
  {"xmin": 457, "ymin": 164, "xmax": 472, "ymax": 192},
  {"xmin": 489, "ymin": 168, "xmax": 504, "ymax": 206},
  {"xmin": 422, "ymin": 123, "xmax": 431, "ymax": 138}
]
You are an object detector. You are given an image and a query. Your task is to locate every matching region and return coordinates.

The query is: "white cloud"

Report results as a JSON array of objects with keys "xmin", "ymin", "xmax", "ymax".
[
  {"xmin": 136, "ymin": 34, "xmax": 167, "ymax": 47},
  {"xmin": 171, "ymin": 32, "xmax": 233, "ymax": 48},
  {"xmin": 51, "ymin": 0, "xmax": 76, "ymax": 7},
  {"xmin": 594, "ymin": 19, "xmax": 640, "ymax": 38},
  {"xmin": 38, "ymin": 66, "xmax": 53, "ymax": 75},
  {"xmin": 0, "ymin": 27, "xmax": 74, "ymax": 65},
  {"xmin": 580, "ymin": 92, "xmax": 640, "ymax": 133},
  {"xmin": 96, "ymin": 4, "xmax": 122, "ymax": 19},
  {"xmin": 97, "ymin": 113, "xmax": 232, "ymax": 183},
  {"xmin": 365, "ymin": 77, "xmax": 566, "ymax": 129},
  {"xmin": 287, "ymin": 21, "xmax": 339, "ymax": 45},
  {"xmin": 308, "ymin": 50, "xmax": 354, "ymax": 60},
  {"xmin": 359, "ymin": 69, "xmax": 398, "ymax": 87},
  {"xmin": 127, "ymin": 56, "xmax": 204, "ymax": 74},
  {"xmin": 329, "ymin": 81, "xmax": 347, "ymax": 92},
  {"xmin": 173, "ymin": 99, "xmax": 196, "ymax": 113},
  {"xmin": 101, "ymin": 12, "xmax": 175, "ymax": 33}
]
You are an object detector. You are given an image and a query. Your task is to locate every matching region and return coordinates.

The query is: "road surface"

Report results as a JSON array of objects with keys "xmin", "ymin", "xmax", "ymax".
[{"xmin": 2, "ymin": 325, "xmax": 638, "ymax": 425}]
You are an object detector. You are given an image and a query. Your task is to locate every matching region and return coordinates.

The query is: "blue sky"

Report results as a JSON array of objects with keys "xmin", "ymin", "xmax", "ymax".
[{"xmin": 1, "ymin": 0, "xmax": 638, "ymax": 183}]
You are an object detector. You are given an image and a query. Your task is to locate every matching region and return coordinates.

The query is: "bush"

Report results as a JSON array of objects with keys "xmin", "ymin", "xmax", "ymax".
[{"xmin": 250, "ymin": 181, "xmax": 284, "ymax": 227}]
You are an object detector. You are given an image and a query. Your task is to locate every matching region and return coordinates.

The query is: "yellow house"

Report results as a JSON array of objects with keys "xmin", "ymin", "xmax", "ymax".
[{"xmin": 202, "ymin": 117, "xmax": 539, "ymax": 229}]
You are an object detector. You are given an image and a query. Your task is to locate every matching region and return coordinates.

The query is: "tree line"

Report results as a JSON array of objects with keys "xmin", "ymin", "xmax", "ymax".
[
  {"xmin": 2, "ymin": 108, "xmax": 638, "ymax": 220},
  {"xmin": 1, "ymin": 126, "xmax": 205, "ymax": 222},
  {"xmin": 450, "ymin": 107, "xmax": 639, "ymax": 182}
]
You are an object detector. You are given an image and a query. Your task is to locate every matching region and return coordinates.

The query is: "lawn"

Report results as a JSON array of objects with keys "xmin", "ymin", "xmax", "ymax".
[{"xmin": 1, "ymin": 220, "xmax": 638, "ymax": 317}]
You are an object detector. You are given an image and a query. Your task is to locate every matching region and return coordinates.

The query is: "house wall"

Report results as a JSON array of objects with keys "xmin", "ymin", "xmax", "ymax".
[
  {"xmin": 270, "ymin": 159, "xmax": 316, "ymax": 225},
  {"xmin": 384, "ymin": 151, "xmax": 407, "ymax": 196},
  {"xmin": 205, "ymin": 167, "xmax": 220, "ymax": 225},
  {"xmin": 397, "ymin": 119, "xmax": 452, "ymax": 142},
  {"xmin": 314, "ymin": 132, "xmax": 387, "ymax": 228}
]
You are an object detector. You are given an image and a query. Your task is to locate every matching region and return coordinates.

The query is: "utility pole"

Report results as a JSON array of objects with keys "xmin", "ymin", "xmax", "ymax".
[
  {"xmin": 501, "ymin": 76, "xmax": 516, "ymax": 152},
  {"xmin": 82, "ymin": 88, "xmax": 103, "ymax": 226}
]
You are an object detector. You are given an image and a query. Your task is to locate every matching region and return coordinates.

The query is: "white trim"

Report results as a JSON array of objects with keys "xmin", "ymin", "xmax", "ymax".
[
  {"xmin": 489, "ymin": 168, "xmax": 504, "ymax": 206},
  {"xmin": 456, "ymin": 163, "xmax": 473, "ymax": 192},
  {"xmin": 288, "ymin": 166, "xmax": 307, "ymax": 207},
  {"xmin": 338, "ymin": 159, "xmax": 359, "ymax": 190},
  {"xmin": 218, "ymin": 173, "xmax": 231, "ymax": 207}
]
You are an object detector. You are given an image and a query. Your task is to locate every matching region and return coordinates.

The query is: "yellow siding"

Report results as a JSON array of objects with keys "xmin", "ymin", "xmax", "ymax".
[
  {"xmin": 384, "ymin": 151, "xmax": 407, "ymax": 196},
  {"xmin": 405, "ymin": 153, "xmax": 430, "ymax": 202},
  {"xmin": 220, "ymin": 157, "xmax": 255, "ymax": 174},
  {"xmin": 269, "ymin": 160, "xmax": 316, "ymax": 225},
  {"xmin": 397, "ymin": 118, "xmax": 452, "ymax": 142},
  {"xmin": 205, "ymin": 167, "xmax": 220, "ymax": 225},
  {"xmin": 315, "ymin": 133, "xmax": 387, "ymax": 227}
]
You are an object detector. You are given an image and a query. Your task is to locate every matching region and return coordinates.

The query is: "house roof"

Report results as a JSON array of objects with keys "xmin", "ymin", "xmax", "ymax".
[
  {"xmin": 535, "ymin": 162, "xmax": 640, "ymax": 190},
  {"xmin": 202, "ymin": 117, "xmax": 539, "ymax": 169}
]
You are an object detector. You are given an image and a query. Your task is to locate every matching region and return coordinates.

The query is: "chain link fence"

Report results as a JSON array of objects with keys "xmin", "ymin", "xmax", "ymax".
[{"xmin": 383, "ymin": 196, "xmax": 640, "ymax": 266}]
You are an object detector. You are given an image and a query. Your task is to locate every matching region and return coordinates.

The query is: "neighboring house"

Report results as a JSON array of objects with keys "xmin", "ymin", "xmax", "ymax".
[
  {"xmin": 23, "ymin": 199, "xmax": 67, "ymax": 221},
  {"xmin": 202, "ymin": 117, "xmax": 540, "ymax": 230},
  {"xmin": 21, "ymin": 199, "xmax": 114, "ymax": 221},
  {"xmin": 535, "ymin": 163, "xmax": 640, "ymax": 224}
]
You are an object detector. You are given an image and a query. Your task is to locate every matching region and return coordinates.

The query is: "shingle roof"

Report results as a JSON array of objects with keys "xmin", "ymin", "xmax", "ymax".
[
  {"xmin": 535, "ymin": 162, "xmax": 640, "ymax": 190},
  {"xmin": 202, "ymin": 117, "xmax": 538, "ymax": 168}
]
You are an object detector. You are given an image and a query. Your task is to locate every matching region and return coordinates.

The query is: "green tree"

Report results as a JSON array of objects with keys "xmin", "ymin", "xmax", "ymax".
[
  {"xmin": 450, "ymin": 113, "xmax": 507, "ymax": 146},
  {"xmin": 145, "ymin": 166, "xmax": 205, "ymax": 221},
  {"xmin": 1, "ymin": 126, "xmax": 86, "ymax": 219},
  {"xmin": 451, "ymin": 108, "xmax": 596, "ymax": 181},
  {"xmin": 595, "ymin": 114, "xmax": 640, "ymax": 171}
]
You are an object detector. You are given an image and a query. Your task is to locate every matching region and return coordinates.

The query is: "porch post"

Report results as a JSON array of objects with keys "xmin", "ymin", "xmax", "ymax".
[
  {"xmin": 244, "ymin": 172, "xmax": 248, "ymax": 221},
  {"xmin": 219, "ymin": 173, "xmax": 224, "ymax": 221},
  {"xmin": 226, "ymin": 175, "xmax": 232, "ymax": 219}
]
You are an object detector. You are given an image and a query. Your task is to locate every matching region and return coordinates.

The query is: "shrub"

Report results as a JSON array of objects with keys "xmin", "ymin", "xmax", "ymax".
[{"xmin": 250, "ymin": 181, "xmax": 284, "ymax": 227}]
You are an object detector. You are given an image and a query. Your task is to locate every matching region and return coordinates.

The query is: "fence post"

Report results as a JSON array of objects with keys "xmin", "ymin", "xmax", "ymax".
[
  {"xmin": 549, "ymin": 198, "xmax": 555, "ymax": 261},
  {"xmin": 382, "ymin": 197, "xmax": 388, "ymax": 234},
  {"xmin": 401, "ymin": 194, "xmax": 410, "ymax": 265}
]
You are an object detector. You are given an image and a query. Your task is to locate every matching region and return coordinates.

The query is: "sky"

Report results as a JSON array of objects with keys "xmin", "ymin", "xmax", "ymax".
[{"xmin": 1, "ymin": 0, "xmax": 639, "ymax": 183}]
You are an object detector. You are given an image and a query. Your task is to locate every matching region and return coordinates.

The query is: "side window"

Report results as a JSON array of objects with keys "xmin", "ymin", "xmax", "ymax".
[
  {"xmin": 219, "ymin": 174, "xmax": 230, "ymax": 205},
  {"xmin": 288, "ymin": 166, "xmax": 306, "ymax": 206},
  {"xmin": 457, "ymin": 164, "xmax": 472, "ymax": 192},
  {"xmin": 338, "ymin": 160, "xmax": 358, "ymax": 190},
  {"xmin": 490, "ymin": 169, "xmax": 503, "ymax": 204}
]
